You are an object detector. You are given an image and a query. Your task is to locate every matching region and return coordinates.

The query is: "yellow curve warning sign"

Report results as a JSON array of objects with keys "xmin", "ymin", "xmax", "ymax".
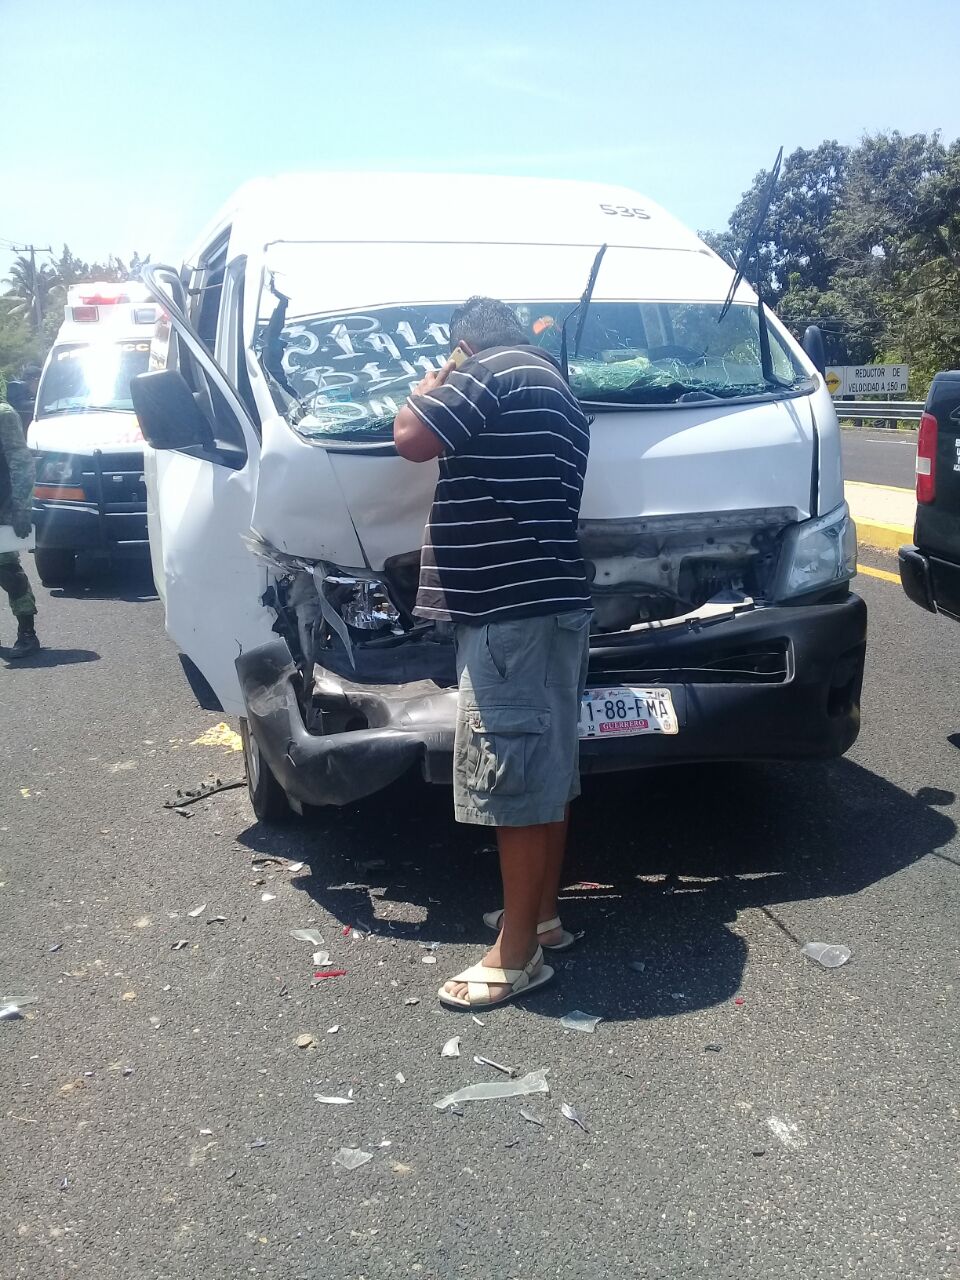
[{"xmin": 825, "ymin": 369, "xmax": 842, "ymax": 395}]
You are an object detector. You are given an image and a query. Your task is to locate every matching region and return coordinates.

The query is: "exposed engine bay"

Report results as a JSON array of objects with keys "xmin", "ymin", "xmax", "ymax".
[{"xmin": 245, "ymin": 506, "xmax": 796, "ymax": 727}]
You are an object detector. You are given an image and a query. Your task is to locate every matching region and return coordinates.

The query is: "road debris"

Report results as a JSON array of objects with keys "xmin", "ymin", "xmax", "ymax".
[
  {"xmin": 249, "ymin": 1137, "xmax": 269, "ymax": 1149},
  {"xmin": 435, "ymin": 1069, "xmax": 550, "ymax": 1110},
  {"xmin": 314, "ymin": 1095, "xmax": 354, "ymax": 1105},
  {"xmin": 421, "ymin": 955, "xmax": 437, "ymax": 965},
  {"xmin": 199, "ymin": 1128, "xmax": 213, "ymax": 1136},
  {"xmin": 520, "ymin": 1107, "xmax": 544, "ymax": 1127},
  {"xmin": 441, "ymin": 1036, "xmax": 461, "ymax": 1059},
  {"xmin": 332, "ymin": 1147, "xmax": 373, "ymax": 1170},
  {"xmin": 327, "ymin": 1024, "xmax": 340, "ymax": 1034},
  {"xmin": 471, "ymin": 1015, "xmax": 484, "ymax": 1027},
  {"xmin": 766, "ymin": 1116, "xmax": 806, "ymax": 1149},
  {"xmin": 121, "ymin": 991, "xmax": 136, "ymax": 1002},
  {"xmin": 207, "ymin": 915, "xmax": 226, "ymax": 924},
  {"xmin": 629, "ymin": 960, "xmax": 646, "ymax": 973},
  {"xmin": 290, "ymin": 928, "xmax": 325, "ymax": 946},
  {"xmin": 286, "ymin": 861, "xmax": 305, "ymax": 872},
  {"xmin": 164, "ymin": 777, "xmax": 244, "ymax": 809},
  {"xmin": 171, "ymin": 940, "xmax": 189, "ymax": 951},
  {"xmin": 260, "ymin": 893, "xmax": 276, "ymax": 903},
  {"xmin": 473, "ymin": 1054, "xmax": 518, "ymax": 1079},
  {"xmin": 801, "ymin": 942, "xmax": 852, "ymax": 969},
  {"xmin": 187, "ymin": 904, "xmax": 206, "ymax": 918},
  {"xmin": 192, "ymin": 723, "xmax": 243, "ymax": 752},
  {"xmin": 734, "ymin": 997, "xmax": 745, "ymax": 1006},
  {"xmin": 561, "ymin": 1102, "xmax": 590, "ymax": 1133},
  {"xmin": 312, "ymin": 969, "xmax": 346, "ymax": 981},
  {"xmin": 560, "ymin": 1010, "xmax": 601, "ymax": 1033},
  {"xmin": 404, "ymin": 997, "xmax": 420, "ymax": 1006},
  {"xmin": 48, "ymin": 942, "xmax": 63, "ymax": 953},
  {"xmin": 1, "ymin": 1003, "xmax": 26, "ymax": 1021},
  {"xmin": 295, "ymin": 1034, "xmax": 315, "ymax": 1049},
  {"xmin": 395, "ymin": 1072, "xmax": 406, "ymax": 1084},
  {"xmin": 704, "ymin": 1043, "xmax": 722, "ymax": 1053}
]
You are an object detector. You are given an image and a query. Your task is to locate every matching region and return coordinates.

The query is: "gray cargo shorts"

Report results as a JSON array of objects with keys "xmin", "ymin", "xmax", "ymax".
[{"xmin": 453, "ymin": 611, "xmax": 591, "ymax": 828}]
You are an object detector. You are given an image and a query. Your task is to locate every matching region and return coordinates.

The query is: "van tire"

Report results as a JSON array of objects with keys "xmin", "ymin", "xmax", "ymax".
[
  {"xmin": 240, "ymin": 717, "xmax": 291, "ymax": 822},
  {"xmin": 34, "ymin": 548, "xmax": 76, "ymax": 587}
]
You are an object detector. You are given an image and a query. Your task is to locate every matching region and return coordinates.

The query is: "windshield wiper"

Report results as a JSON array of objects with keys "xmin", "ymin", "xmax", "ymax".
[
  {"xmin": 560, "ymin": 243, "xmax": 607, "ymax": 382},
  {"xmin": 718, "ymin": 147, "xmax": 785, "ymax": 388}
]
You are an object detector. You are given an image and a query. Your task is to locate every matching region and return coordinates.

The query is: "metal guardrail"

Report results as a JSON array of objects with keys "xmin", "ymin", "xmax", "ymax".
[{"xmin": 832, "ymin": 400, "xmax": 924, "ymax": 422}]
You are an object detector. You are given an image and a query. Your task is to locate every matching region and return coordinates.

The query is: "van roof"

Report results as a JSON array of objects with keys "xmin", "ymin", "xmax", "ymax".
[{"xmin": 190, "ymin": 171, "xmax": 713, "ymax": 259}]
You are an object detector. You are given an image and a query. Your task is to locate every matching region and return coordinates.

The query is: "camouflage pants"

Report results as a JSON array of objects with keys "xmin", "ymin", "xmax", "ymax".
[{"xmin": 0, "ymin": 552, "xmax": 37, "ymax": 619}]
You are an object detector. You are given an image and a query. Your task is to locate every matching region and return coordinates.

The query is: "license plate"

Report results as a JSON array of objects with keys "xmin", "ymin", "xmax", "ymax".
[{"xmin": 578, "ymin": 686, "xmax": 678, "ymax": 739}]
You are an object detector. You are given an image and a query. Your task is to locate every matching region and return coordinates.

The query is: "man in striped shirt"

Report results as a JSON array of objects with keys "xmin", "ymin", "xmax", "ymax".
[{"xmin": 394, "ymin": 297, "xmax": 592, "ymax": 1010}]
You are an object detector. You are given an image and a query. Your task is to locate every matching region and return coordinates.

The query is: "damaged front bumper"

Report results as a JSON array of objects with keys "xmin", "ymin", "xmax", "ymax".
[{"xmin": 236, "ymin": 594, "xmax": 867, "ymax": 808}]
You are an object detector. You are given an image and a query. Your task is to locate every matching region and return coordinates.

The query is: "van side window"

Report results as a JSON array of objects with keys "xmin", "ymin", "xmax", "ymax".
[
  {"xmin": 173, "ymin": 332, "xmax": 247, "ymax": 465},
  {"xmin": 193, "ymin": 233, "xmax": 230, "ymax": 355}
]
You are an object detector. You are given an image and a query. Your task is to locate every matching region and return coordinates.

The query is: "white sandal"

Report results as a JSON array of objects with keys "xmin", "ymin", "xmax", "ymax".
[
  {"xmin": 438, "ymin": 945, "xmax": 555, "ymax": 1010},
  {"xmin": 482, "ymin": 910, "xmax": 579, "ymax": 953}
]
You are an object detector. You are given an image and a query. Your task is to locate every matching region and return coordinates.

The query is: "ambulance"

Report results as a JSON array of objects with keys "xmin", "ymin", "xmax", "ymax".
[
  {"xmin": 130, "ymin": 172, "xmax": 866, "ymax": 822},
  {"xmin": 27, "ymin": 282, "xmax": 158, "ymax": 584}
]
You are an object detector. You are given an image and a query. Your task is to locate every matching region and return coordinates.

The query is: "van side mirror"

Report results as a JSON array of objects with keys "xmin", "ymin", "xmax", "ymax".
[
  {"xmin": 802, "ymin": 325, "xmax": 827, "ymax": 375},
  {"xmin": 131, "ymin": 369, "xmax": 215, "ymax": 452}
]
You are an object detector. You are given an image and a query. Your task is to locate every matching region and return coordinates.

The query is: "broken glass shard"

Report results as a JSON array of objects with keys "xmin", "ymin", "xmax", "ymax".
[
  {"xmin": 434, "ymin": 1069, "xmax": 550, "ymax": 1110},
  {"xmin": 560, "ymin": 1010, "xmax": 601, "ymax": 1033},
  {"xmin": 332, "ymin": 1147, "xmax": 373, "ymax": 1170},
  {"xmin": 801, "ymin": 942, "xmax": 852, "ymax": 969}
]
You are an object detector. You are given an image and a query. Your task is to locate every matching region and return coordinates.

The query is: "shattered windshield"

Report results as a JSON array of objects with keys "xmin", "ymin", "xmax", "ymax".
[
  {"xmin": 254, "ymin": 244, "xmax": 809, "ymax": 442},
  {"xmin": 38, "ymin": 342, "xmax": 151, "ymax": 416}
]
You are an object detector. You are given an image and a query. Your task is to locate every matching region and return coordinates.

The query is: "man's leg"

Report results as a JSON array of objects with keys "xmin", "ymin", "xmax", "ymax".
[
  {"xmin": 443, "ymin": 819, "xmax": 557, "ymax": 1004},
  {"xmin": 0, "ymin": 552, "xmax": 39, "ymax": 657}
]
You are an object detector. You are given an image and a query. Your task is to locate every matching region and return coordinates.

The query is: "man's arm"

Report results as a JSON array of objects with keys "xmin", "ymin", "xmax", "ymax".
[
  {"xmin": 0, "ymin": 404, "xmax": 35, "ymax": 535},
  {"xmin": 394, "ymin": 356, "xmax": 498, "ymax": 463}
]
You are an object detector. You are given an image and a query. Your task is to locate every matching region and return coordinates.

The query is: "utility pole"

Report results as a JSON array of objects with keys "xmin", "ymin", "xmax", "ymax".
[{"xmin": 11, "ymin": 243, "xmax": 52, "ymax": 331}]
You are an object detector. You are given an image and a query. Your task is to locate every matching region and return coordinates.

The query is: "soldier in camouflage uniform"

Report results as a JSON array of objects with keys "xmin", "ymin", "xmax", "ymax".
[{"xmin": 0, "ymin": 389, "xmax": 40, "ymax": 658}]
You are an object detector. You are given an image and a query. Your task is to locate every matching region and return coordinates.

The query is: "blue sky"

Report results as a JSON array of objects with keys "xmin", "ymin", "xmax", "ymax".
[{"xmin": 3, "ymin": 0, "xmax": 959, "ymax": 279}]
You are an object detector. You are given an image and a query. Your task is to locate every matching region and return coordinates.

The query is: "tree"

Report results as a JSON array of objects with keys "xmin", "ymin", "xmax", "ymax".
[{"xmin": 4, "ymin": 254, "xmax": 61, "ymax": 332}]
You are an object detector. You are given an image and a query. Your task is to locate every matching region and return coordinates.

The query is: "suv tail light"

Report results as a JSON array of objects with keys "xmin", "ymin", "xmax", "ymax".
[{"xmin": 916, "ymin": 411, "xmax": 937, "ymax": 504}]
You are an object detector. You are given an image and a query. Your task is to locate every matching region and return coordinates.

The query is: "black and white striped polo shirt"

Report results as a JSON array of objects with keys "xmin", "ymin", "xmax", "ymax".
[{"xmin": 406, "ymin": 346, "xmax": 591, "ymax": 624}]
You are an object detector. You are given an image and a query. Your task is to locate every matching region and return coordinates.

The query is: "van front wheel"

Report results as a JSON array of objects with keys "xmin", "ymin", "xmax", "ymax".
[{"xmin": 240, "ymin": 717, "xmax": 291, "ymax": 823}]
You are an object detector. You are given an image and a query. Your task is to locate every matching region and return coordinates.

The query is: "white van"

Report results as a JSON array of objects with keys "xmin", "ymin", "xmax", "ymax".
[
  {"xmin": 131, "ymin": 173, "xmax": 866, "ymax": 821},
  {"xmin": 28, "ymin": 282, "xmax": 158, "ymax": 584}
]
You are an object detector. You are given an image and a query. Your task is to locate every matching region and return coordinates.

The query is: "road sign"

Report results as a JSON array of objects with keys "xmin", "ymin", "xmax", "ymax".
[{"xmin": 825, "ymin": 364, "xmax": 909, "ymax": 396}]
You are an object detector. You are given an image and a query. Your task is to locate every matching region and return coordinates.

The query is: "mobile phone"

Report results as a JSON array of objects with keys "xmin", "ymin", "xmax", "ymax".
[{"xmin": 448, "ymin": 342, "xmax": 470, "ymax": 368}]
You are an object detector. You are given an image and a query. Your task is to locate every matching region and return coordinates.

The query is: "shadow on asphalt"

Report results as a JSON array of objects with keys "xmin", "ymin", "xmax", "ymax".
[
  {"xmin": 1, "ymin": 646, "xmax": 100, "ymax": 668},
  {"xmin": 236, "ymin": 758, "xmax": 956, "ymax": 1023},
  {"xmin": 41, "ymin": 554, "xmax": 158, "ymax": 604}
]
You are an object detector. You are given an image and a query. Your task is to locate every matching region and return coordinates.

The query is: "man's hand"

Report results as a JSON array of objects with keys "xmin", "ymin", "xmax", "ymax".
[
  {"xmin": 11, "ymin": 510, "xmax": 32, "ymax": 540},
  {"xmin": 413, "ymin": 357, "xmax": 458, "ymax": 398}
]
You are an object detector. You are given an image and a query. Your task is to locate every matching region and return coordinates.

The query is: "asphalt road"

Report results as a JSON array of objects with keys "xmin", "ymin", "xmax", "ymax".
[
  {"xmin": 2, "ymin": 552, "xmax": 959, "ymax": 1280},
  {"xmin": 841, "ymin": 427, "xmax": 918, "ymax": 489}
]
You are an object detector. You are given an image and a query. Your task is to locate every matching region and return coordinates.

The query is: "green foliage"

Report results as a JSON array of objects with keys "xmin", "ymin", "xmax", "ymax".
[
  {"xmin": 709, "ymin": 132, "xmax": 960, "ymax": 387},
  {"xmin": 0, "ymin": 241, "xmax": 152, "ymax": 380}
]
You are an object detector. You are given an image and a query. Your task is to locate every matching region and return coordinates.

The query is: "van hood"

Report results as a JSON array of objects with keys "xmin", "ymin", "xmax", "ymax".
[
  {"xmin": 252, "ymin": 393, "xmax": 829, "ymax": 631},
  {"xmin": 28, "ymin": 412, "xmax": 144, "ymax": 454}
]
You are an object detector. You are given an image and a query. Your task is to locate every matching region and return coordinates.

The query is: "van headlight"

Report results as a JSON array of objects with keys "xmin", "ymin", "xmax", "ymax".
[
  {"xmin": 37, "ymin": 455, "xmax": 80, "ymax": 484},
  {"xmin": 320, "ymin": 573, "xmax": 401, "ymax": 631},
  {"xmin": 773, "ymin": 504, "xmax": 857, "ymax": 601}
]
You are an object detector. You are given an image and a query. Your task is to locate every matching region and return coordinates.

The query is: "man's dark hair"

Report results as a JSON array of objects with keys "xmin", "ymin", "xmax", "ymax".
[{"xmin": 449, "ymin": 296, "xmax": 525, "ymax": 353}]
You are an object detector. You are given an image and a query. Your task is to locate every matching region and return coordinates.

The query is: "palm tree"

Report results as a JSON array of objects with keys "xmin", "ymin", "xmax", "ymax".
[{"xmin": 4, "ymin": 254, "xmax": 62, "ymax": 332}]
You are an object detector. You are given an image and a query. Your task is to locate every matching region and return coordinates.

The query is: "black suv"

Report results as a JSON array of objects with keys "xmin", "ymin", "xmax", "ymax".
[{"xmin": 900, "ymin": 371, "xmax": 960, "ymax": 621}]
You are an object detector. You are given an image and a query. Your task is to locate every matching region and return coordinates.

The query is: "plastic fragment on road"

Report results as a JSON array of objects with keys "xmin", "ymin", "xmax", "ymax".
[
  {"xmin": 332, "ymin": 1147, "xmax": 373, "ymax": 1170},
  {"xmin": 629, "ymin": 960, "xmax": 646, "ymax": 973},
  {"xmin": 441, "ymin": 1036, "xmax": 461, "ymax": 1059},
  {"xmin": 207, "ymin": 915, "xmax": 226, "ymax": 924},
  {"xmin": 260, "ymin": 893, "xmax": 276, "ymax": 903},
  {"xmin": 1, "ymin": 1003, "xmax": 25, "ymax": 1020},
  {"xmin": 734, "ymin": 997, "xmax": 745, "ymax": 1006},
  {"xmin": 561, "ymin": 1102, "xmax": 590, "ymax": 1133},
  {"xmin": 471, "ymin": 1015, "xmax": 484, "ymax": 1027},
  {"xmin": 295, "ymin": 1034, "xmax": 315, "ymax": 1049},
  {"xmin": 312, "ymin": 969, "xmax": 347, "ymax": 981},
  {"xmin": 313, "ymin": 950, "xmax": 331, "ymax": 965},
  {"xmin": 286, "ymin": 861, "xmax": 305, "ymax": 872},
  {"xmin": 187, "ymin": 904, "xmax": 206, "ymax": 918},
  {"xmin": 48, "ymin": 942, "xmax": 63, "ymax": 953},
  {"xmin": 171, "ymin": 940, "xmax": 189, "ymax": 951},
  {"xmin": 395, "ymin": 1072, "xmax": 406, "ymax": 1084},
  {"xmin": 249, "ymin": 1137, "xmax": 268, "ymax": 1149},
  {"xmin": 174, "ymin": 807, "xmax": 193, "ymax": 818},
  {"xmin": 435, "ymin": 1069, "xmax": 550, "ymax": 1110},
  {"xmin": 705, "ymin": 1043, "xmax": 722, "ymax": 1052},
  {"xmin": 290, "ymin": 929, "xmax": 325, "ymax": 946},
  {"xmin": 520, "ymin": 1107, "xmax": 544, "ymax": 1127},
  {"xmin": 473, "ymin": 1054, "xmax": 517, "ymax": 1078},
  {"xmin": 421, "ymin": 955, "xmax": 437, "ymax": 965},
  {"xmin": 327, "ymin": 1024, "xmax": 340, "ymax": 1034},
  {"xmin": 801, "ymin": 942, "xmax": 852, "ymax": 969},
  {"xmin": 314, "ymin": 1095, "xmax": 354, "ymax": 1105},
  {"xmin": 404, "ymin": 997, "xmax": 420, "ymax": 1006},
  {"xmin": 560, "ymin": 1010, "xmax": 601, "ymax": 1033}
]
